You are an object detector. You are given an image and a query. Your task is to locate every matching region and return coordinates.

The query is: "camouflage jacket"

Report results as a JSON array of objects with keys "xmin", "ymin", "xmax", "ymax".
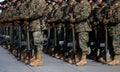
[
  {"xmin": 109, "ymin": 1, "xmax": 120, "ymax": 24},
  {"xmin": 29, "ymin": 0, "xmax": 46, "ymax": 18},
  {"xmin": 108, "ymin": 1, "xmax": 120, "ymax": 36},
  {"xmin": 73, "ymin": 0, "xmax": 92, "ymax": 32}
]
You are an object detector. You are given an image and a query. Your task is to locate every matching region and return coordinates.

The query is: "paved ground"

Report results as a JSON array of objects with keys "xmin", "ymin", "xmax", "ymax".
[{"xmin": 0, "ymin": 46, "xmax": 120, "ymax": 72}]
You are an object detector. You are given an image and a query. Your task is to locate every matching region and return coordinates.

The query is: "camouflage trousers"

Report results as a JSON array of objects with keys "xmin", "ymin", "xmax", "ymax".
[
  {"xmin": 33, "ymin": 31, "xmax": 43, "ymax": 54},
  {"xmin": 108, "ymin": 23, "xmax": 120, "ymax": 55},
  {"xmin": 78, "ymin": 31, "xmax": 89, "ymax": 54}
]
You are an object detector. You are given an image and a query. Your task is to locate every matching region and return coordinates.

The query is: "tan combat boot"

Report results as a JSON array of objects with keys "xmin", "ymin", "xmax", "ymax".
[
  {"xmin": 30, "ymin": 54, "xmax": 37, "ymax": 63},
  {"xmin": 75, "ymin": 53, "xmax": 81, "ymax": 63},
  {"xmin": 68, "ymin": 57, "xmax": 73, "ymax": 64},
  {"xmin": 30, "ymin": 54, "xmax": 43, "ymax": 66},
  {"xmin": 106, "ymin": 56, "xmax": 113, "ymax": 64},
  {"xmin": 22, "ymin": 54, "xmax": 28, "ymax": 63},
  {"xmin": 76, "ymin": 54, "xmax": 87, "ymax": 66},
  {"xmin": 98, "ymin": 57, "xmax": 106, "ymax": 64},
  {"xmin": 30, "ymin": 56, "xmax": 36, "ymax": 63},
  {"xmin": 108, "ymin": 55, "xmax": 119, "ymax": 66},
  {"xmin": 12, "ymin": 49, "xmax": 17, "ymax": 56},
  {"xmin": 55, "ymin": 53, "xmax": 60, "ymax": 59}
]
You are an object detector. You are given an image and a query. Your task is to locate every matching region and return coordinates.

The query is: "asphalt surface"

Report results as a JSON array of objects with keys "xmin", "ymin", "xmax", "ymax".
[{"xmin": 0, "ymin": 46, "xmax": 120, "ymax": 72}]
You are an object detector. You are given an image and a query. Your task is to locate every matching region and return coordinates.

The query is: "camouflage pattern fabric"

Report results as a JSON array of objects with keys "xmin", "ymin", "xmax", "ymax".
[
  {"xmin": 29, "ymin": 0, "xmax": 46, "ymax": 54},
  {"xmin": 73, "ymin": 0, "xmax": 91, "ymax": 54},
  {"xmin": 107, "ymin": 0, "xmax": 120, "ymax": 55}
]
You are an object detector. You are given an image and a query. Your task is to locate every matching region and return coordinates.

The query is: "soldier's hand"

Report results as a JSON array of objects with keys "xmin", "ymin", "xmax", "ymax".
[
  {"xmin": 14, "ymin": 16, "xmax": 19, "ymax": 21},
  {"xmin": 23, "ymin": 15, "xmax": 29, "ymax": 20},
  {"xmin": 24, "ymin": 21, "xmax": 29, "ymax": 26},
  {"xmin": 69, "ymin": 18, "xmax": 75, "ymax": 23},
  {"xmin": 69, "ymin": 23, "xmax": 74, "ymax": 28},
  {"xmin": 93, "ymin": 21, "xmax": 97, "ymax": 26},
  {"xmin": 8, "ymin": 23, "xmax": 12, "ymax": 26},
  {"xmin": 46, "ymin": 20, "xmax": 51, "ymax": 23},
  {"xmin": 8, "ymin": 18, "xmax": 12, "ymax": 22},
  {"xmin": 52, "ymin": 23, "xmax": 55, "ymax": 27},
  {"xmin": 14, "ymin": 21, "xmax": 20, "ymax": 25},
  {"xmin": 103, "ymin": 18, "xmax": 109, "ymax": 25}
]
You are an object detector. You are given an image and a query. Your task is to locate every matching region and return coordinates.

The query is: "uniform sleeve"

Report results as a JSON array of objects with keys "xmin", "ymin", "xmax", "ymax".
[
  {"xmin": 54, "ymin": 7, "xmax": 63, "ymax": 21},
  {"xmin": 73, "ymin": 1, "xmax": 91, "ymax": 22},
  {"xmin": 115, "ymin": 6, "xmax": 120, "ymax": 23},
  {"xmin": 30, "ymin": 0, "xmax": 46, "ymax": 17},
  {"xmin": 80, "ymin": 1, "xmax": 91, "ymax": 21}
]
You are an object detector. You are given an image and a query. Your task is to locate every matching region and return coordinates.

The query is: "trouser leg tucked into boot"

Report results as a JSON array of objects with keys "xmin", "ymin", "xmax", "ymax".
[
  {"xmin": 30, "ymin": 53, "xmax": 43, "ymax": 66},
  {"xmin": 76, "ymin": 53, "xmax": 87, "ymax": 66},
  {"xmin": 30, "ymin": 31, "xmax": 43, "ymax": 66},
  {"xmin": 30, "ymin": 45, "xmax": 43, "ymax": 66}
]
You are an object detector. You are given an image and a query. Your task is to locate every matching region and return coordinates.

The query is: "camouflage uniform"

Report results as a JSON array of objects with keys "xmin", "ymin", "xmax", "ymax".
[
  {"xmin": 105, "ymin": 0, "xmax": 120, "ymax": 65},
  {"xmin": 53, "ymin": 0, "xmax": 66, "ymax": 58},
  {"xmin": 73, "ymin": 0, "xmax": 92, "ymax": 54},
  {"xmin": 29, "ymin": 0, "xmax": 46, "ymax": 54},
  {"xmin": 95, "ymin": 2, "xmax": 108, "ymax": 62},
  {"xmin": 108, "ymin": 0, "xmax": 120, "ymax": 55},
  {"xmin": 87, "ymin": 2, "xmax": 100, "ymax": 60},
  {"xmin": 27, "ymin": 0, "xmax": 47, "ymax": 66}
]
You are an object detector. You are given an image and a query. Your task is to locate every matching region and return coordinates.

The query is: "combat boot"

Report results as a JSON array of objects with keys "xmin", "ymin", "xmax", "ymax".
[
  {"xmin": 30, "ymin": 54, "xmax": 43, "ymax": 66},
  {"xmin": 68, "ymin": 57, "xmax": 73, "ymax": 64},
  {"xmin": 30, "ymin": 55, "xmax": 36, "ymax": 63},
  {"xmin": 108, "ymin": 55, "xmax": 119, "ymax": 66},
  {"xmin": 7, "ymin": 45, "xmax": 11, "ymax": 51},
  {"xmin": 75, "ymin": 53, "xmax": 81, "ymax": 63},
  {"xmin": 106, "ymin": 56, "xmax": 113, "ymax": 64},
  {"xmin": 76, "ymin": 54, "xmax": 87, "ymax": 66},
  {"xmin": 97, "ymin": 57, "xmax": 106, "ymax": 64},
  {"xmin": 22, "ymin": 54, "xmax": 28, "ymax": 63},
  {"xmin": 55, "ymin": 53, "xmax": 60, "ymax": 59},
  {"xmin": 97, "ymin": 54, "xmax": 106, "ymax": 63},
  {"xmin": 75, "ymin": 57, "xmax": 80, "ymax": 63},
  {"xmin": 12, "ymin": 49, "xmax": 17, "ymax": 56}
]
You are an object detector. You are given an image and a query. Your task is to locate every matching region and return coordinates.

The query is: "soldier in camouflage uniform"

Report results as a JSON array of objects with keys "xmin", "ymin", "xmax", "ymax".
[
  {"xmin": 42, "ymin": 0, "xmax": 53, "ymax": 54},
  {"xmin": 28, "ymin": 0, "xmax": 46, "ymax": 66},
  {"xmin": 106, "ymin": 0, "xmax": 120, "ymax": 65},
  {"xmin": 68, "ymin": 0, "xmax": 91, "ymax": 66},
  {"xmin": 49, "ymin": 0, "xmax": 65, "ymax": 59},
  {"xmin": 45, "ymin": 0, "xmax": 58, "ymax": 56},
  {"xmin": 93, "ymin": 0, "xmax": 107, "ymax": 63},
  {"xmin": 61, "ymin": 0, "xmax": 77, "ymax": 63}
]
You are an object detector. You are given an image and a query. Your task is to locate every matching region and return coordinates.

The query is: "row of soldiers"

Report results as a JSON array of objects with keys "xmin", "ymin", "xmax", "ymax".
[{"xmin": 0, "ymin": 0, "xmax": 120, "ymax": 66}]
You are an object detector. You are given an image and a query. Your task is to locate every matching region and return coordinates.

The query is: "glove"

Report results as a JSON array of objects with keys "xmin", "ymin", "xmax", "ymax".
[
  {"xmin": 13, "ymin": 16, "xmax": 19, "ymax": 21},
  {"xmin": 69, "ymin": 23, "xmax": 74, "ymax": 28},
  {"xmin": 69, "ymin": 18, "xmax": 75, "ymax": 23},
  {"xmin": 24, "ymin": 21, "xmax": 29, "ymax": 26},
  {"xmin": 93, "ymin": 21, "xmax": 97, "ymax": 26},
  {"xmin": 8, "ymin": 23, "xmax": 12, "ymax": 26},
  {"xmin": 103, "ymin": 18, "xmax": 109, "ymax": 25},
  {"xmin": 14, "ymin": 21, "xmax": 20, "ymax": 25},
  {"xmin": 23, "ymin": 15, "xmax": 29, "ymax": 20},
  {"xmin": 46, "ymin": 20, "xmax": 51, "ymax": 23}
]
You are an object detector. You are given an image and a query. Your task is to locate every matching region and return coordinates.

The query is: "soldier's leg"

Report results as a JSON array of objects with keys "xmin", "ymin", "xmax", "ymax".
[
  {"xmin": 87, "ymin": 30, "xmax": 98, "ymax": 60},
  {"xmin": 107, "ymin": 35, "xmax": 114, "ymax": 63},
  {"xmin": 76, "ymin": 32, "xmax": 89, "ymax": 66},
  {"xmin": 30, "ymin": 31, "xmax": 43, "ymax": 66},
  {"xmin": 108, "ymin": 34, "xmax": 120, "ymax": 65},
  {"xmin": 97, "ymin": 30, "xmax": 106, "ymax": 63}
]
